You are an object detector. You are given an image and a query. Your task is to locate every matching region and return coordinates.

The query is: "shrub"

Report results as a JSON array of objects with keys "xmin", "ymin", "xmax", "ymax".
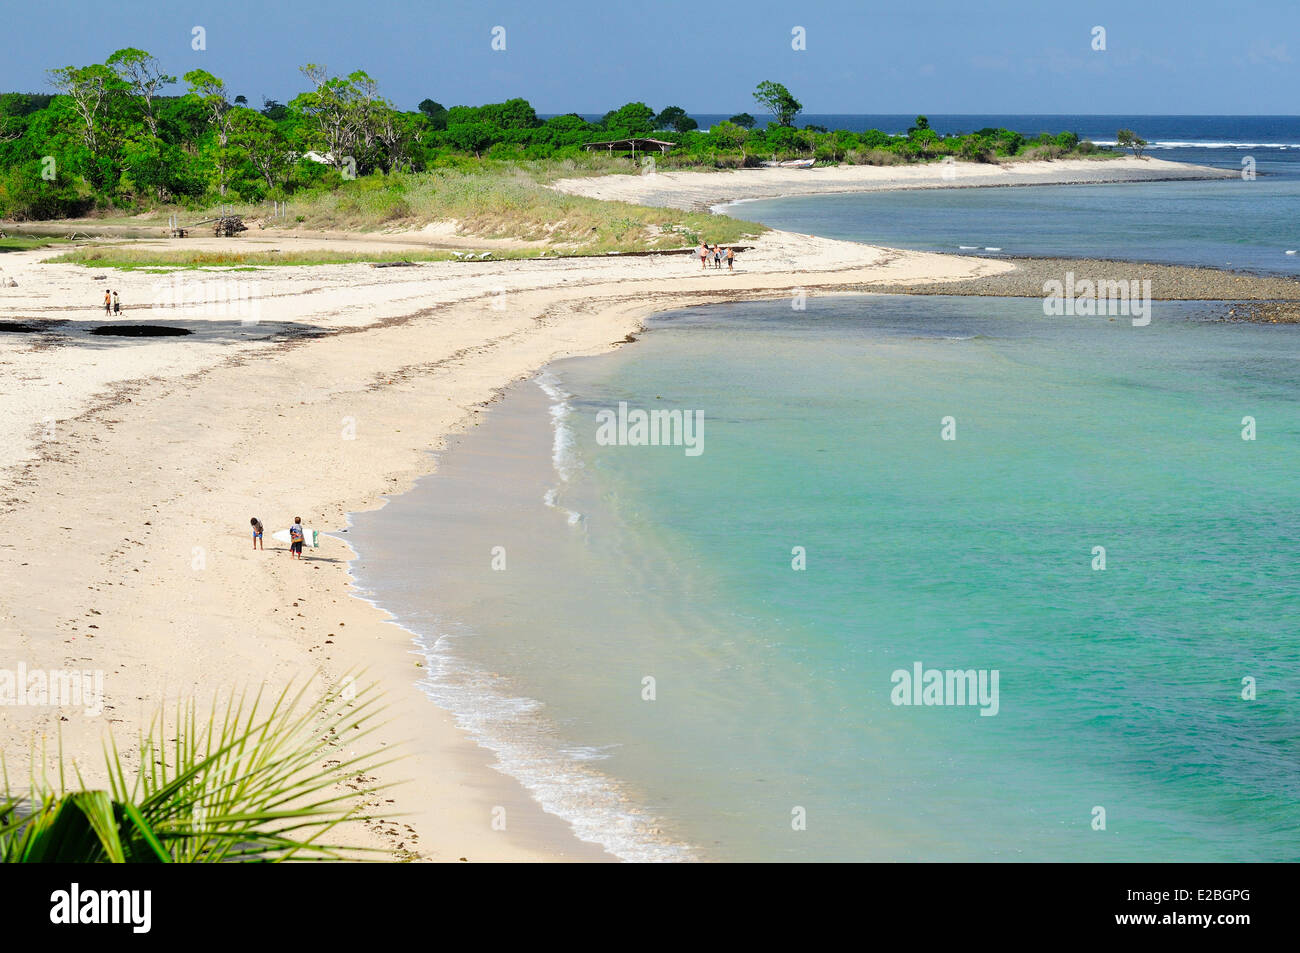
[
  {"xmin": 845, "ymin": 148, "xmax": 906, "ymax": 166},
  {"xmin": 1022, "ymin": 144, "xmax": 1065, "ymax": 161}
]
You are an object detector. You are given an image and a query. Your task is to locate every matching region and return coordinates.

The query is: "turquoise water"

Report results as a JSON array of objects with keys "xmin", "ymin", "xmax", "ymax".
[
  {"xmin": 733, "ymin": 177, "xmax": 1300, "ymax": 275},
  {"xmin": 725, "ymin": 117, "xmax": 1300, "ymax": 274},
  {"xmin": 349, "ymin": 132, "xmax": 1300, "ymax": 859},
  {"xmin": 353, "ymin": 295, "xmax": 1300, "ymax": 861}
]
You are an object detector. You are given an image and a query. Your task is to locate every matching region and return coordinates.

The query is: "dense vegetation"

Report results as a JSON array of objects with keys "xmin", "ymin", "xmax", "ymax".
[{"xmin": 0, "ymin": 52, "xmax": 1108, "ymax": 222}]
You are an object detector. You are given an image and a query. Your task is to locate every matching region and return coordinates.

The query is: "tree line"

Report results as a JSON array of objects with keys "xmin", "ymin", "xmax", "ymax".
[{"xmin": 0, "ymin": 56, "xmax": 1101, "ymax": 221}]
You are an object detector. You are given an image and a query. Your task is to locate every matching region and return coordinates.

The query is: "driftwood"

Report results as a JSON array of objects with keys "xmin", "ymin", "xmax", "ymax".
[{"xmin": 213, "ymin": 215, "xmax": 247, "ymax": 238}]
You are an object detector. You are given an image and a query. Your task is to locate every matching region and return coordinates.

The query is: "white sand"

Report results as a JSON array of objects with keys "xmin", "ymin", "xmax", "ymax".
[
  {"xmin": 552, "ymin": 157, "xmax": 1237, "ymax": 210},
  {"xmin": 0, "ymin": 227, "xmax": 1005, "ymax": 860}
]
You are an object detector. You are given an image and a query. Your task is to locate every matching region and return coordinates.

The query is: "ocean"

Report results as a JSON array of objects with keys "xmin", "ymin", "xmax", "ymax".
[
  {"xmin": 348, "ymin": 118, "xmax": 1300, "ymax": 862},
  {"xmin": 723, "ymin": 116, "xmax": 1300, "ymax": 275}
]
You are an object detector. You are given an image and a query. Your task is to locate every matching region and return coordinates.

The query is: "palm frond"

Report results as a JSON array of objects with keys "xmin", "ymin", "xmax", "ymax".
[{"xmin": 0, "ymin": 674, "xmax": 401, "ymax": 863}]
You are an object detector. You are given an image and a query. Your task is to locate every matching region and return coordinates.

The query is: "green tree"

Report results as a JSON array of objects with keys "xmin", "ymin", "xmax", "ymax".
[
  {"xmin": 655, "ymin": 106, "xmax": 697, "ymax": 133},
  {"xmin": 418, "ymin": 98, "xmax": 447, "ymax": 129},
  {"xmin": 260, "ymin": 98, "xmax": 288, "ymax": 121},
  {"xmin": 601, "ymin": 102, "xmax": 656, "ymax": 137},
  {"xmin": 709, "ymin": 120, "xmax": 748, "ymax": 158},
  {"xmin": 959, "ymin": 135, "xmax": 994, "ymax": 163},
  {"xmin": 291, "ymin": 64, "xmax": 358, "ymax": 171},
  {"xmin": 728, "ymin": 112, "xmax": 756, "ymax": 129},
  {"xmin": 105, "ymin": 48, "xmax": 174, "ymax": 139},
  {"xmin": 479, "ymin": 98, "xmax": 540, "ymax": 130},
  {"xmin": 537, "ymin": 113, "xmax": 593, "ymax": 148},
  {"xmin": 752, "ymin": 81, "xmax": 802, "ymax": 127},
  {"xmin": 46, "ymin": 63, "xmax": 122, "ymax": 157},
  {"xmin": 290, "ymin": 66, "xmax": 407, "ymax": 174},
  {"xmin": 909, "ymin": 127, "xmax": 939, "ymax": 157},
  {"xmin": 444, "ymin": 121, "xmax": 494, "ymax": 157},
  {"xmin": 229, "ymin": 107, "xmax": 291, "ymax": 190},
  {"xmin": 1116, "ymin": 128, "xmax": 1146, "ymax": 158},
  {"xmin": 184, "ymin": 68, "xmax": 235, "ymax": 194}
]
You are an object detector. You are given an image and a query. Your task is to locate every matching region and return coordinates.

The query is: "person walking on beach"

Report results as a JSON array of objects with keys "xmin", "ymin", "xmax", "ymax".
[
  {"xmin": 698, "ymin": 241, "xmax": 709, "ymax": 270},
  {"xmin": 726, "ymin": 246, "xmax": 735, "ymax": 271},
  {"xmin": 288, "ymin": 517, "xmax": 305, "ymax": 559},
  {"xmin": 713, "ymin": 244, "xmax": 722, "ymax": 269},
  {"xmin": 103, "ymin": 290, "xmax": 111, "ymax": 314},
  {"xmin": 250, "ymin": 516, "xmax": 264, "ymax": 551},
  {"xmin": 112, "ymin": 291, "xmax": 121, "ymax": 315}
]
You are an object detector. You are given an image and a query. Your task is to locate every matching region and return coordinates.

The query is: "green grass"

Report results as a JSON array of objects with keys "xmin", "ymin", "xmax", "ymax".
[
  {"xmin": 262, "ymin": 164, "xmax": 761, "ymax": 251},
  {"xmin": 0, "ymin": 236, "xmax": 70, "ymax": 253},
  {"xmin": 45, "ymin": 243, "xmax": 678, "ymax": 270},
  {"xmin": 43, "ymin": 160, "xmax": 764, "ymax": 269},
  {"xmin": 49, "ymin": 246, "xmax": 465, "ymax": 270},
  {"xmin": 98, "ymin": 159, "xmax": 764, "ymax": 254}
]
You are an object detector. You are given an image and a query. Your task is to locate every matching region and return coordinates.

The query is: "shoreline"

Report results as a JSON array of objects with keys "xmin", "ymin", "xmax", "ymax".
[
  {"xmin": 2, "ymin": 161, "xmax": 1295, "ymax": 862},
  {"xmin": 552, "ymin": 157, "xmax": 1238, "ymax": 211},
  {"xmin": 343, "ymin": 375, "xmax": 703, "ymax": 861},
  {"xmin": 0, "ymin": 228, "xmax": 1007, "ymax": 861}
]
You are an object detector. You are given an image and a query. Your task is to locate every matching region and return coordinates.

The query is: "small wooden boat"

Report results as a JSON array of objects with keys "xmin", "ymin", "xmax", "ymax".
[{"xmin": 760, "ymin": 158, "xmax": 816, "ymax": 169}]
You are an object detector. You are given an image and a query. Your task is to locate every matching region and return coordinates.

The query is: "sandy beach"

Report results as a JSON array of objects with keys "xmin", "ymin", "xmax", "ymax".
[
  {"xmin": 552, "ymin": 156, "xmax": 1238, "ymax": 210},
  {"xmin": 0, "ymin": 223, "xmax": 1012, "ymax": 860},
  {"xmin": 0, "ymin": 152, "xmax": 1283, "ymax": 861}
]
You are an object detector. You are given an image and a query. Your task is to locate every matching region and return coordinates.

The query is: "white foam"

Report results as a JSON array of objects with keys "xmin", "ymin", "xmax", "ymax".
[
  {"xmin": 1092, "ymin": 139, "xmax": 1300, "ymax": 149},
  {"xmin": 343, "ymin": 546, "xmax": 693, "ymax": 861},
  {"xmin": 536, "ymin": 371, "xmax": 585, "ymax": 525},
  {"xmin": 411, "ymin": 625, "xmax": 698, "ymax": 862}
]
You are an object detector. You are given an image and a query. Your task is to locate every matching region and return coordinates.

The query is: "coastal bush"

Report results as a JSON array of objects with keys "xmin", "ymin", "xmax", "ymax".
[
  {"xmin": 0, "ymin": 48, "xmax": 1119, "ymax": 224},
  {"xmin": 845, "ymin": 148, "xmax": 908, "ymax": 166},
  {"xmin": 1022, "ymin": 144, "xmax": 1066, "ymax": 161},
  {"xmin": 99, "ymin": 162, "xmax": 765, "ymax": 254}
]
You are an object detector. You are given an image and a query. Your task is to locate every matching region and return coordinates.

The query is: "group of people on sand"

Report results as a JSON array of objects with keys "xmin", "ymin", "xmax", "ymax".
[
  {"xmin": 250, "ymin": 515, "xmax": 310, "ymax": 559},
  {"xmin": 697, "ymin": 241, "xmax": 736, "ymax": 271},
  {"xmin": 102, "ymin": 289, "xmax": 122, "ymax": 315}
]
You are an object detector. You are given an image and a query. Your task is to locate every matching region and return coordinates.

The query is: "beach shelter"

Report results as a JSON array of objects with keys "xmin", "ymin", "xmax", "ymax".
[{"xmin": 581, "ymin": 138, "xmax": 676, "ymax": 161}]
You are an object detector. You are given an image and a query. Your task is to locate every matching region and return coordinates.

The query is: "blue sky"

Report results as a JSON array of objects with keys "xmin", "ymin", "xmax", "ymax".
[{"xmin": 4, "ymin": 0, "xmax": 1298, "ymax": 114}]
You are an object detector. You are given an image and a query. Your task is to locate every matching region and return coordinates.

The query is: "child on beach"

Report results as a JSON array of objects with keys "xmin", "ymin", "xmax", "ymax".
[
  {"xmin": 713, "ymin": 245, "xmax": 723, "ymax": 269},
  {"xmin": 726, "ymin": 246, "xmax": 735, "ymax": 271},
  {"xmin": 250, "ymin": 517, "xmax": 264, "ymax": 550},
  {"xmin": 112, "ymin": 291, "xmax": 121, "ymax": 315},
  {"xmin": 698, "ymin": 241, "xmax": 709, "ymax": 269},
  {"xmin": 103, "ymin": 290, "xmax": 111, "ymax": 314},
  {"xmin": 288, "ymin": 517, "xmax": 304, "ymax": 559}
]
